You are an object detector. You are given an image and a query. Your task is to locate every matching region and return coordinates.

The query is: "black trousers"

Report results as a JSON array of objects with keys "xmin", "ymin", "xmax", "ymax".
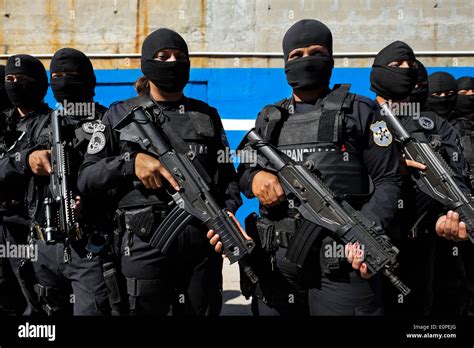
[
  {"xmin": 32, "ymin": 239, "xmax": 110, "ymax": 316},
  {"xmin": 254, "ymin": 246, "xmax": 382, "ymax": 316},
  {"xmin": 431, "ymin": 237, "xmax": 468, "ymax": 315},
  {"xmin": 0, "ymin": 218, "xmax": 39, "ymax": 316},
  {"xmin": 462, "ymin": 243, "xmax": 474, "ymax": 316},
  {"xmin": 382, "ymin": 231, "xmax": 436, "ymax": 315},
  {"xmin": 120, "ymin": 224, "xmax": 223, "ymax": 316},
  {"xmin": 306, "ymin": 237, "xmax": 383, "ymax": 316},
  {"xmin": 0, "ymin": 219, "xmax": 27, "ymax": 315},
  {"xmin": 254, "ymin": 247, "xmax": 309, "ymax": 316},
  {"xmin": 382, "ymin": 231, "xmax": 468, "ymax": 316},
  {"xmin": 308, "ymin": 272, "xmax": 383, "ymax": 316}
]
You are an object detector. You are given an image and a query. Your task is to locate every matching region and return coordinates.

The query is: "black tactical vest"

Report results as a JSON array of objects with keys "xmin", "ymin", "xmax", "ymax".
[
  {"xmin": 258, "ymin": 85, "xmax": 369, "ymax": 198},
  {"xmin": 117, "ymin": 95, "xmax": 220, "ymax": 210},
  {"xmin": 451, "ymin": 117, "xmax": 474, "ymax": 167},
  {"xmin": 1, "ymin": 108, "xmax": 51, "ymax": 215}
]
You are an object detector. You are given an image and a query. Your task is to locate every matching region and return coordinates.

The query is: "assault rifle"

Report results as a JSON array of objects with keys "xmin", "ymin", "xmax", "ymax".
[
  {"xmin": 243, "ymin": 129, "xmax": 410, "ymax": 295},
  {"xmin": 380, "ymin": 102, "xmax": 474, "ymax": 242}
]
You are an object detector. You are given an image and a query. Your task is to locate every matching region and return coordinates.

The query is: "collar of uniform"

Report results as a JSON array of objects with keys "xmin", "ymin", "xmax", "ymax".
[
  {"xmin": 288, "ymin": 88, "xmax": 331, "ymax": 111},
  {"xmin": 15, "ymin": 104, "xmax": 50, "ymax": 132},
  {"xmin": 17, "ymin": 103, "xmax": 49, "ymax": 122},
  {"xmin": 149, "ymin": 93, "xmax": 187, "ymax": 112}
]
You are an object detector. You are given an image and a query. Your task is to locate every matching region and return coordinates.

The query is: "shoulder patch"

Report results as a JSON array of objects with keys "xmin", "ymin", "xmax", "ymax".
[
  {"xmin": 370, "ymin": 120, "xmax": 393, "ymax": 147},
  {"xmin": 418, "ymin": 116, "xmax": 435, "ymax": 130},
  {"xmin": 82, "ymin": 121, "xmax": 105, "ymax": 134},
  {"xmin": 87, "ymin": 131, "xmax": 106, "ymax": 154}
]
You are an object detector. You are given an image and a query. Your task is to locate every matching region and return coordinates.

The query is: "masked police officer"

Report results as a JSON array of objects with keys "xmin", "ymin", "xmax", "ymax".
[
  {"xmin": 0, "ymin": 55, "xmax": 51, "ymax": 315},
  {"xmin": 409, "ymin": 59, "xmax": 429, "ymax": 110},
  {"xmin": 426, "ymin": 71, "xmax": 458, "ymax": 120},
  {"xmin": 221, "ymin": 19, "xmax": 402, "ymax": 316},
  {"xmin": 8, "ymin": 48, "xmax": 110, "ymax": 315},
  {"xmin": 1, "ymin": 63, "xmax": 27, "ymax": 316},
  {"xmin": 0, "ymin": 65, "xmax": 11, "ymax": 103},
  {"xmin": 449, "ymin": 76, "xmax": 474, "ymax": 315},
  {"xmin": 77, "ymin": 28, "xmax": 242, "ymax": 316},
  {"xmin": 370, "ymin": 41, "xmax": 471, "ymax": 315},
  {"xmin": 450, "ymin": 76, "xmax": 474, "ymax": 183}
]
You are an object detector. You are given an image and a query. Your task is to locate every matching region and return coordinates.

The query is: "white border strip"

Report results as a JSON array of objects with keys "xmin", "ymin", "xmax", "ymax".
[{"xmin": 222, "ymin": 119, "xmax": 255, "ymax": 131}]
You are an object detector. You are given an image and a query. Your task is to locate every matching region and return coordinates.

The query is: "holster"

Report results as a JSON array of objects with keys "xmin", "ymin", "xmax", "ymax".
[
  {"xmin": 102, "ymin": 259, "xmax": 127, "ymax": 316},
  {"xmin": 115, "ymin": 204, "xmax": 169, "ymax": 244}
]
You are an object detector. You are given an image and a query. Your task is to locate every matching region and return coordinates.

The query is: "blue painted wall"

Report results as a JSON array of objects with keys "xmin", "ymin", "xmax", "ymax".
[{"xmin": 44, "ymin": 67, "xmax": 474, "ymax": 222}]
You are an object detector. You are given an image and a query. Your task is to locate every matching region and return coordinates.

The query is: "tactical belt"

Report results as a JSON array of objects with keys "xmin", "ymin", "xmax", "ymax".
[{"xmin": 30, "ymin": 223, "xmax": 83, "ymax": 243}]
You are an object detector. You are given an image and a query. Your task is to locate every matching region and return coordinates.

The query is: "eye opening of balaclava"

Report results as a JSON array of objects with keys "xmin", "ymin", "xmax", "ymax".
[
  {"xmin": 5, "ymin": 54, "xmax": 48, "ymax": 108},
  {"xmin": 50, "ymin": 47, "xmax": 96, "ymax": 104},
  {"xmin": 370, "ymin": 41, "xmax": 418, "ymax": 101},
  {"xmin": 282, "ymin": 19, "xmax": 334, "ymax": 91},
  {"xmin": 0, "ymin": 64, "xmax": 13, "ymax": 110},
  {"xmin": 141, "ymin": 28, "xmax": 190, "ymax": 93},
  {"xmin": 426, "ymin": 71, "xmax": 457, "ymax": 118},
  {"xmin": 454, "ymin": 76, "xmax": 474, "ymax": 116}
]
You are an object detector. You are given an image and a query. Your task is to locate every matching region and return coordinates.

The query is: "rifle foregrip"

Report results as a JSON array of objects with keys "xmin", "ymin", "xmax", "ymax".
[{"xmin": 207, "ymin": 210, "xmax": 255, "ymax": 264}]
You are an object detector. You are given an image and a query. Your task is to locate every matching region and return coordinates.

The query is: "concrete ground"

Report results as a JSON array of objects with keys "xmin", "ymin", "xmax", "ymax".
[{"xmin": 220, "ymin": 260, "xmax": 252, "ymax": 316}]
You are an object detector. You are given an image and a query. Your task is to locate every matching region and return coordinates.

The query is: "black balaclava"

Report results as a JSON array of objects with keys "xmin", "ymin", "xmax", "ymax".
[
  {"xmin": 5, "ymin": 54, "xmax": 48, "ymax": 108},
  {"xmin": 426, "ymin": 71, "xmax": 457, "ymax": 118},
  {"xmin": 0, "ymin": 65, "xmax": 13, "ymax": 110},
  {"xmin": 370, "ymin": 41, "xmax": 418, "ymax": 100},
  {"xmin": 141, "ymin": 28, "xmax": 190, "ymax": 93},
  {"xmin": 283, "ymin": 19, "xmax": 334, "ymax": 91},
  {"xmin": 50, "ymin": 48, "xmax": 96, "ymax": 103},
  {"xmin": 409, "ymin": 59, "xmax": 429, "ymax": 107},
  {"xmin": 454, "ymin": 76, "xmax": 474, "ymax": 116}
]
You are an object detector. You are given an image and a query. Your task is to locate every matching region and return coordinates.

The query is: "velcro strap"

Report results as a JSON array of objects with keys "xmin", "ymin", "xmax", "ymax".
[
  {"xmin": 126, "ymin": 277, "xmax": 162, "ymax": 297},
  {"xmin": 317, "ymin": 110, "xmax": 340, "ymax": 142},
  {"xmin": 318, "ymin": 84, "xmax": 351, "ymax": 142}
]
